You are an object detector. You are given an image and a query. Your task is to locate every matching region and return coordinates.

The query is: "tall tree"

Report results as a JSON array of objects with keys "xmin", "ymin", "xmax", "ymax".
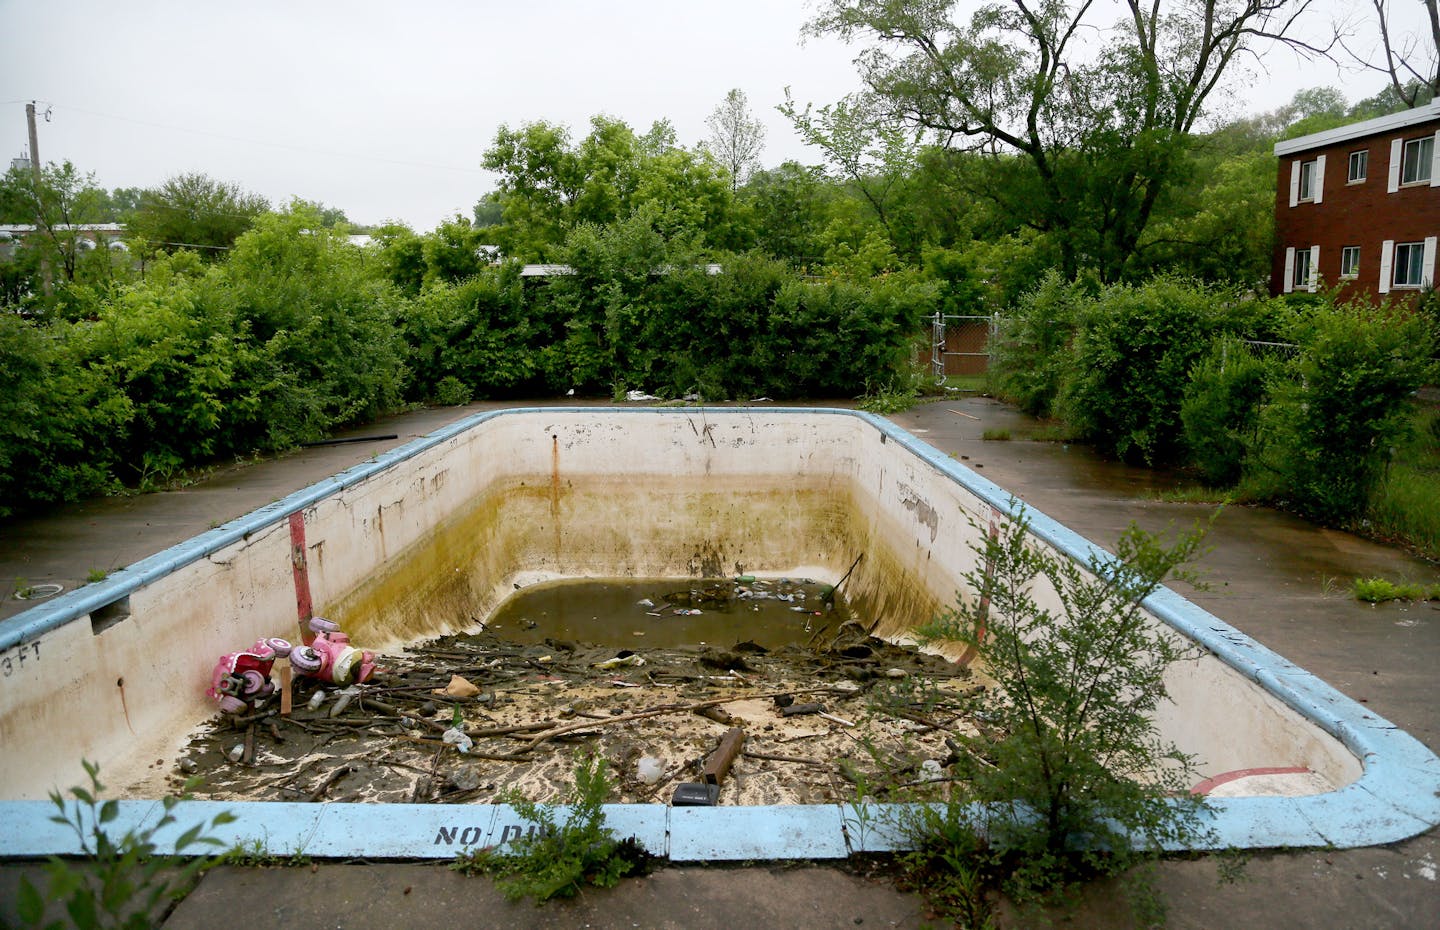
[
  {"xmin": 482, "ymin": 116, "xmax": 736, "ymax": 260},
  {"xmin": 779, "ymin": 89, "xmax": 920, "ymax": 245},
  {"xmin": 1343, "ymin": 0, "xmax": 1440, "ymax": 108},
  {"xmin": 125, "ymin": 172, "xmax": 269, "ymax": 261},
  {"xmin": 806, "ymin": 0, "xmax": 1326, "ymax": 283},
  {"xmin": 0, "ymin": 160, "xmax": 119, "ymax": 289},
  {"xmin": 706, "ymin": 89, "xmax": 767, "ymax": 191}
]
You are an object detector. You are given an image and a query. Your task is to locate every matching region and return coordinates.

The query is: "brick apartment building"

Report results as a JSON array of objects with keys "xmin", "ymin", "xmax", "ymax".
[{"xmin": 1272, "ymin": 100, "xmax": 1440, "ymax": 300}]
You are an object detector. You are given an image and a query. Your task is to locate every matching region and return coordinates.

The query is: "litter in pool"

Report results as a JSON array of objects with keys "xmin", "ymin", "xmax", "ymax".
[{"xmin": 168, "ymin": 578, "xmax": 986, "ymax": 807}]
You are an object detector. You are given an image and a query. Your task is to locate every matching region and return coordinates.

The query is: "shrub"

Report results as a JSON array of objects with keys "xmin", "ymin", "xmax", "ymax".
[
  {"xmin": 1180, "ymin": 336, "xmax": 1270, "ymax": 486},
  {"xmin": 989, "ymin": 270, "xmax": 1090, "ymax": 418},
  {"xmin": 0, "ymin": 315, "xmax": 130, "ymax": 515},
  {"xmin": 450, "ymin": 753, "xmax": 649, "ymax": 903},
  {"xmin": 1257, "ymin": 302, "xmax": 1432, "ymax": 525},
  {"xmin": 16, "ymin": 760, "xmax": 234, "ymax": 929},
  {"xmin": 909, "ymin": 507, "xmax": 1210, "ymax": 908},
  {"xmin": 1058, "ymin": 276, "xmax": 1237, "ymax": 465},
  {"xmin": 400, "ymin": 267, "xmax": 537, "ymax": 402}
]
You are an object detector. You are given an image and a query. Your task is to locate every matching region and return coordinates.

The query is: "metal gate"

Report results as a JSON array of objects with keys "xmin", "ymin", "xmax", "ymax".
[{"xmin": 930, "ymin": 312, "xmax": 997, "ymax": 379}]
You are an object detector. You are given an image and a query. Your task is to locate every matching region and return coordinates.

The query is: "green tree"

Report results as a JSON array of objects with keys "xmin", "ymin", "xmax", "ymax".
[
  {"xmin": 125, "ymin": 172, "xmax": 269, "ymax": 261},
  {"xmin": 0, "ymin": 160, "xmax": 124, "ymax": 292},
  {"xmin": 482, "ymin": 116, "xmax": 738, "ymax": 261},
  {"xmin": 805, "ymin": 0, "xmax": 1323, "ymax": 283},
  {"xmin": 778, "ymin": 89, "xmax": 920, "ymax": 248},
  {"xmin": 706, "ymin": 88, "xmax": 767, "ymax": 192},
  {"xmin": 738, "ymin": 161, "xmax": 831, "ymax": 267}
]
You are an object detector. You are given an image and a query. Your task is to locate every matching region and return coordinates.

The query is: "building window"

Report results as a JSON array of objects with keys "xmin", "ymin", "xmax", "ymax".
[
  {"xmin": 1298, "ymin": 159, "xmax": 1318, "ymax": 200},
  {"xmin": 1401, "ymin": 136, "xmax": 1434, "ymax": 185},
  {"xmin": 1293, "ymin": 247, "xmax": 1312, "ymax": 288},
  {"xmin": 1340, "ymin": 246, "xmax": 1360, "ymax": 277},
  {"xmin": 1348, "ymin": 150, "xmax": 1368, "ymax": 182},
  {"xmin": 1394, "ymin": 241, "xmax": 1426, "ymax": 286}
]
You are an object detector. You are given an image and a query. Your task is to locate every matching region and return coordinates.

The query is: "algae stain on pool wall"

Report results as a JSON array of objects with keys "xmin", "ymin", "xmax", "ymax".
[{"xmin": 324, "ymin": 471, "xmax": 951, "ymax": 652}]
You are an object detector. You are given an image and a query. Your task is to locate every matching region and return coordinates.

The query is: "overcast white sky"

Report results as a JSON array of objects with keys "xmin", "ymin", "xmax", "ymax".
[{"xmin": 0, "ymin": 0, "xmax": 1428, "ymax": 230}]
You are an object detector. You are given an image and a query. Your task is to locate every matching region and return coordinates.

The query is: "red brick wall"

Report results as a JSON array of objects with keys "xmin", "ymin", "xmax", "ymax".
[{"xmin": 1271, "ymin": 120, "xmax": 1440, "ymax": 300}]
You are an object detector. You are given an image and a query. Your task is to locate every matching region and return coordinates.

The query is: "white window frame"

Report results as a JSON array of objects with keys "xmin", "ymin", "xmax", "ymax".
[
  {"xmin": 1394, "ymin": 241, "xmax": 1424, "ymax": 287},
  {"xmin": 1340, "ymin": 245, "xmax": 1360, "ymax": 278},
  {"xmin": 1384, "ymin": 133, "xmax": 1440, "ymax": 191},
  {"xmin": 1392, "ymin": 238, "xmax": 1438, "ymax": 289},
  {"xmin": 1290, "ymin": 155, "xmax": 1327, "ymax": 206},
  {"xmin": 1400, "ymin": 135, "xmax": 1436, "ymax": 185},
  {"xmin": 1298, "ymin": 159, "xmax": 1317, "ymax": 201},
  {"xmin": 1348, "ymin": 149, "xmax": 1368, "ymax": 183},
  {"xmin": 1287, "ymin": 245, "xmax": 1318, "ymax": 292}
]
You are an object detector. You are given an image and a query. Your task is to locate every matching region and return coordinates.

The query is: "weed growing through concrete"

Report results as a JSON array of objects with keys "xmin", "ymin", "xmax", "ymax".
[
  {"xmin": 218, "ymin": 839, "xmax": 312, "ymax": 869},
  {"xmin": 900, "ymin": 506, "xmax": 1213, "ymax": 920},
  {"xmin": 16, "ymin": 760, "xmax": 234, "ymax": 929},
  {"xmin": 449, "ymin": 752, "xmax": 650, "ymax": 903},
  {"xmin": 1351, "ymin": 577, "xmax": 1440, "ymax": 604}
]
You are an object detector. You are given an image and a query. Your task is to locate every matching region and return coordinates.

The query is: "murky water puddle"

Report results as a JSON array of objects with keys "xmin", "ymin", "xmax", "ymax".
[{"xmin": 483, "ymin": 577, "xmax": 852, "ymax": 649}]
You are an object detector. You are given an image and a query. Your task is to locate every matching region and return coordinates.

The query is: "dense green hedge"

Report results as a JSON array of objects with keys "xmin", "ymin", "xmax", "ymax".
[
  {"xmin": 0, "ymin": 208, "xmax": 932, "ymax": 516},
  {"xmin": 990, "ymin": 278, "xmax": 1437, "ymax": 525}
]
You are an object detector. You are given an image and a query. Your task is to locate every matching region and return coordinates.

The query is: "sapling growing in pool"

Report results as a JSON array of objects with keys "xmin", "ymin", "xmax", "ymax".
[{"xmin": 906, "ymin": 505, "xmax": 1213, "ymax": 909}]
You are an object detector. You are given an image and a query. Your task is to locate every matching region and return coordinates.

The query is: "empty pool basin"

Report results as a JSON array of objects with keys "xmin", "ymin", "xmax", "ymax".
[{"xmin": 2, "ymin": 408, "xmax": 1437, "ymax": 860}]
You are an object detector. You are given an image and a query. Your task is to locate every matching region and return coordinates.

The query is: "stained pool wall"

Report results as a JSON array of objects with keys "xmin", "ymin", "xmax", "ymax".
[{"xmin": 2, "ymin": 408, "xmax": 1437, "ymax": 859}]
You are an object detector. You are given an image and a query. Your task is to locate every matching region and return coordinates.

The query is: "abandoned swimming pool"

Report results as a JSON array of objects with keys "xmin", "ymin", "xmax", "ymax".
[{"xmin": 2, "ymin": 407, "xmax": 1438, "ymax": 861}]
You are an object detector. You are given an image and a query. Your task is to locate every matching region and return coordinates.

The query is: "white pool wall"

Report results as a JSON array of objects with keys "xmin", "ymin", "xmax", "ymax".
[{"xmin": 2, "ymin": 407, "xmax": 1437, "ymax": 859}]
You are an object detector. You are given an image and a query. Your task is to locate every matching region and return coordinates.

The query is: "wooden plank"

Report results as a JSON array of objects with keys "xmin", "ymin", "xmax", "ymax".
[{"xmin": 701, "ymin": 727, "xmax": 746, "ymax": 785}]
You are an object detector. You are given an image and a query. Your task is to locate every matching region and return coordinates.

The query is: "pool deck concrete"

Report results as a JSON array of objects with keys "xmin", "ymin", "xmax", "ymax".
[{"xmin": 2, "ymin": 396, "xmax": 1438, "ymax": 928}]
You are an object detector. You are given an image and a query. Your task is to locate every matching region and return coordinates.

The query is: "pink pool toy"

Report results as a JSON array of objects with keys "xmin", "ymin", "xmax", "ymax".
[
  {"xmin": 207, "ymin": 637, "xmax": 293, "ymax": 715},
  {"xmin": 289, "ymin": 616, "xmax": 377, "ymax": 686}
]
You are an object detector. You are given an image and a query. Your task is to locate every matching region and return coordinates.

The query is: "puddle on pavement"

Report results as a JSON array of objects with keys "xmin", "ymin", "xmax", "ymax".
[
  {"xmin": 484, "ymin": 577, "xmax": 849, "ymax": 649},
  {"xmin": 152, "ymin": 578, "xmax": 985, "ymax": 808}
]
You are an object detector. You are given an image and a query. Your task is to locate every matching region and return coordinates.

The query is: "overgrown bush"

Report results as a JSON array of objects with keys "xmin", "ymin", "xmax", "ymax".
[
  {"xmin": 909, "ymin": 507, "xmax": 1210, "ymax": 910},
  {"xmin": 0, "ymin": 314, "xmax": 130, "ymax": 515},
  {"xmin": 989, "ymin": 270, "xmax": 1090, "ymax": 418},
  {"xmin": 531, "ymin": 216, "xmax": 934, "ymax": 400},
  {"xmin": 1256, "ymin": 302, "xmax": 1432, "ymax": 524},
  {"xmin": 400, "ymin": 265, "xmax": 538, "ymax": 402},
  {"xmin": 1057, "ymin": 276, "xmax": 1237, "ymax": 465},
  {"xmin": 1180, "ymin": 336, "xmax": 1270, "ymax": 486}
]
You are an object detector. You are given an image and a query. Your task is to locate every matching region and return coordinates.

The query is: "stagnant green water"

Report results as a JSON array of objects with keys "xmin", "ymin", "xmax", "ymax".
[{"xmin": 482, "ymin": 577, "xmax": 853, "ymax": 649}]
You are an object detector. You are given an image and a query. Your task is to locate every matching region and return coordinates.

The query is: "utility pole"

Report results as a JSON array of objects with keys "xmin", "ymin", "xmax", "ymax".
[{"xmin": 25, "ymin": 101, "xmax": 53, "ymax": 297}]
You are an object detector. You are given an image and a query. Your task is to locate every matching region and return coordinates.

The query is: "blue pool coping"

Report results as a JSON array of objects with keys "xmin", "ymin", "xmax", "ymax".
[{"xmin": 2, "ymin": 406, "xmax": 1438, "ymax": 859}]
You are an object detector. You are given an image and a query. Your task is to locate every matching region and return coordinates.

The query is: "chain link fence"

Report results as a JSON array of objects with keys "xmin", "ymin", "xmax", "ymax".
[{"xmin": 930, "ymin": 312, "xmax": 998, "ymax": 378}]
